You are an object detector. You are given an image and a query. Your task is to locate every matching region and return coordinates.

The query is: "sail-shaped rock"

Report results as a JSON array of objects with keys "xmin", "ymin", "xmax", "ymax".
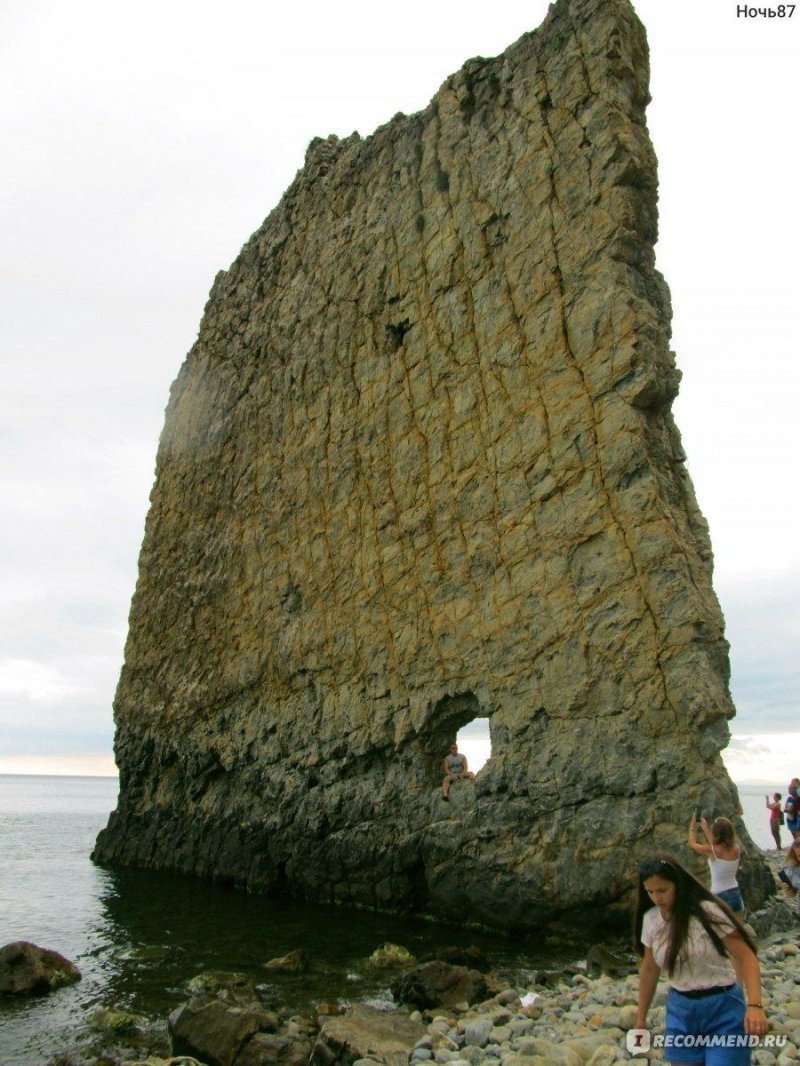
[{"xmin": 94, "ymin": 0, "xmax": 771, "ymax": 926}]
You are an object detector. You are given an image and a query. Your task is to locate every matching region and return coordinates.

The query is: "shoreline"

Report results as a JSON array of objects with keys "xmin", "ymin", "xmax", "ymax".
[{"xmin": 37, "ymin": 865, "xmax": 798, "ymax": 1066}]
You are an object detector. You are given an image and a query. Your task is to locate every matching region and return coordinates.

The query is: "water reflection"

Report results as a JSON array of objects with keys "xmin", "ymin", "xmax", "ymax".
[{"xmin": 93, "ymin": 862, "xmax": 559, "ymax": 1017}]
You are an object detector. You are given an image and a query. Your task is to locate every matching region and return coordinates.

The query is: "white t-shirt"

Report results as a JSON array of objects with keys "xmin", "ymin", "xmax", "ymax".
[{"xmin": 641, "ymin": 900, "xmax": 738, "ymax": 991}]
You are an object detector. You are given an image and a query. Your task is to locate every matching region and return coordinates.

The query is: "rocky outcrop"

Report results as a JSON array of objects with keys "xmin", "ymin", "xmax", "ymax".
[
  {"xmin": 0, "ymin": 941, "xmax": 81, "ymax": 995},
  {"xmin": 94, "ymin": 0, "xmax": 771, "ymax": 925}
]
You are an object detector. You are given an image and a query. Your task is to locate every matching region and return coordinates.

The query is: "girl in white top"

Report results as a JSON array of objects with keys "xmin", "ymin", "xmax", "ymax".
[
  {"xmin": 688, "ymin": 814, "xmax": 744, "ymax": 915},
  {"xmin": 635, "ymin": 854, "xmax": 767, "ymax": 1065}
]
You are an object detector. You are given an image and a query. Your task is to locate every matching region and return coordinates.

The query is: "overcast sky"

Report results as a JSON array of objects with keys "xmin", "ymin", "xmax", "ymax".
[{"xmin": 1, "ymin": 0, "xmax": 797, "ymax": 783}]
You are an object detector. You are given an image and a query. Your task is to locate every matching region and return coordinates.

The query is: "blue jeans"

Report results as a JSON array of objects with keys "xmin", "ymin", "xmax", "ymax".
[
  {"xmin": 665, "ymin": 984, "xmax": 750, "ymax": 1064},
  {"xmin": 716, "ymin": 886, "xmax": 745, "ymax": 914}
]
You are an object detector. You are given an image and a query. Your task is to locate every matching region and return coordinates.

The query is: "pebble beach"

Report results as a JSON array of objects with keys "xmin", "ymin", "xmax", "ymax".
[
  {"xmin": 404, "ymin": 929, "xmax": 799, "ymax": 1066},
  {"xmin": 402, "ymin": 852, "xmax": 799, "ymax": 1066}
]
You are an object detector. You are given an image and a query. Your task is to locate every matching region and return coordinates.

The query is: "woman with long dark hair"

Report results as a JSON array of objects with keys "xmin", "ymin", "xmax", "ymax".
[{"xmin": 634, "ymin": 854, "xmax": 768, "ymax": 1064}]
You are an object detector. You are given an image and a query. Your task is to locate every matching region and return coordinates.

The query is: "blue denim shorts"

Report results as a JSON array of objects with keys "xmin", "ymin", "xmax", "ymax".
[
  {"xmin": 666, "ymin": 984, "xmax": 750, "ymax": 1065},
  {"xmin": 716, "ymin": 886, "xmax": 745, "ymax": 914}
]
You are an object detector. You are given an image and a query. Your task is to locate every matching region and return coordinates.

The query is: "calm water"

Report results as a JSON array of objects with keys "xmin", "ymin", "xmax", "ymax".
[{"xmin": 0, "ymin": 775, "xmax": 570, "ymax": 1065}]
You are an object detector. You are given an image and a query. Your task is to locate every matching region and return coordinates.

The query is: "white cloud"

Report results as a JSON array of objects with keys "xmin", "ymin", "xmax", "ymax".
[
  {"xmin": 0, "ymin": 658, "xmax": 89, "ymax": 704},
  {"xmin": 723, "ymin": 733, "xmax": 800, "ymax": 787}
]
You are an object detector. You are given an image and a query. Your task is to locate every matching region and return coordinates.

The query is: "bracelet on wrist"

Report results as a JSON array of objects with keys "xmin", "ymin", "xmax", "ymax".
[{"xmin": 747, "ymin": 1003, "xmax": 763, "ymax": 1009}]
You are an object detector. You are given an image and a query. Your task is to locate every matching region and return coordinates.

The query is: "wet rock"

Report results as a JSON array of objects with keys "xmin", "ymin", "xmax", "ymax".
[
  {"xmin": 236, "ymin": 1029, "xmax": 315, "ymax": 1066},
  {"xmin": 584, "ymin": 945, "xmax": 636, "ymax": 979},
  {"xmin": 527, "ymin": 968, "xmax": 581, "ymax": 989},
  {"xmin": 263, "ymin": 948, "xmax": 309, "ymax": 973},
  {"xmin": 168, "ymin": 997, "xmax": 276, "ymax": 1066},
  {"xmin": 121, "ymin": 1058, "xmax": 207, "ymax": 1065},
  {"xmin": 311, "ymin": 1004, "xmax": 426, "ymax": 1066},
  {"xmin": 316, "ymin": 1001, "xmax": 348, "ymax": 1016},
  {"xmin": 0, "ymin": 940, "xmax": 81, "ymax": 995},
  {"xmin": 91, "ymin": 1006, "xmax": 148, "ymax": 1032},
  {"xmin": 367, "ymin": 942, "xmax": 416, "ymax": 968},
  {"xmin": 391, "ymin": 962, "xmax": 489, "ymax": 1011},
  {"xmin": 186, "ymin": 971, "xmax": 259, "ymax": 1000},
  {"xmin": 419, "ymin": 947, "xmax": 490, "ymax": 973}
]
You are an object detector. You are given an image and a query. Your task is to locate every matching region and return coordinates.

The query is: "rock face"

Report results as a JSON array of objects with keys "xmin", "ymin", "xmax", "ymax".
[{"xmin": 94, "ymin": 0, "xmax": 771, "ymax": 925}]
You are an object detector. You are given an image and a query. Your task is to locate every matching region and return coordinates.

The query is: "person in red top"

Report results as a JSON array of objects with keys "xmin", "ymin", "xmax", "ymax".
[{"xmin": 765, "ymin": 792, "xmax": 782, "ymax": 850}]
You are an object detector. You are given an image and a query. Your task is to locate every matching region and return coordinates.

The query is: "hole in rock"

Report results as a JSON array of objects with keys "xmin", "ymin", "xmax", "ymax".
[
  {"xmin": 426, "ymin": 691, "xmax": 493, "ymax": 784},
  {"xmin": 456, "ymin": 717, "xmax": 491, "ymax": 775}
]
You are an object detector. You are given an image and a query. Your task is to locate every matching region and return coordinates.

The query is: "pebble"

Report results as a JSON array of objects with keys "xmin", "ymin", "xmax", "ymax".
[{"xmin": 414, "ymin": 928, "xmax": 799, "ymax": 1064}]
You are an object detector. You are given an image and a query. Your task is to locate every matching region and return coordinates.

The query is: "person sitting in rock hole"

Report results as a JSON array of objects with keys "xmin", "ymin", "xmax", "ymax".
[{"xmin": 441, "ymin": 743, "xmax": 475, "ymax": 801}]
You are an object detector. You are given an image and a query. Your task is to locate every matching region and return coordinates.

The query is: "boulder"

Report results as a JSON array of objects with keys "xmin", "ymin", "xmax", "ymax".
[
  {"xmin": 91, "ymin": 1005, "xmax": 148, "ymax": 1031},
  {"xmin": 236, "ymin": 1029, "xmax": 315, "ymax": 1066},
  {"xmin": 367, "ymin": 942, "xmax": 416, "ymax": 968},
  {"xmin": 748, "ymin": 898, "xmax": 800, "ymax": 939},
  {"xmin": 390, "ymin": 961, "xmax": 488, "ymax": 1010},
  {"xmin": 186, "ymin": 971, "xmax": 259, "ymax": 1000},
  {"xmin": 0, "ymin": 940, "xmax": 81, "ymax": 995},
  {"xmin": 311, "ymin": 1004, "xmax": 426, "ymax": 1066},
  {"xmin": 263, "ymin": 948, "xmax": 309, "ymax": 973},
  {"xmin": 418, "ymin": 946, "xmax": 489, "ymax": 973},
  {"xmin": 122, "ymin": 1059, "xmax": 206, "ymax": 1065},
  {"xmin": 168, "ymin": 997, "xmax": 275, "ymax": 1066},
  {"xmin": 585, "ymin": 944, "xmax": 637, "ymax": 978},
  {"xmin": 528, "ymin": 966, "xmax": 581, "ymax": 989}
]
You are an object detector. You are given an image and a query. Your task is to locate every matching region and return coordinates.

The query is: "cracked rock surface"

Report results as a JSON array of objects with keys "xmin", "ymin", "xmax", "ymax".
[{"xmin": 94, "ymin": 0, "xmax": 771, "ymax": 926}]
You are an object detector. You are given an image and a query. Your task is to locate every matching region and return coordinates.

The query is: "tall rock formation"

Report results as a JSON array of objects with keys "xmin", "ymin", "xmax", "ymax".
[{"xmin": 95, "ymin": 0, "xmax": 771, "ymax": 927}]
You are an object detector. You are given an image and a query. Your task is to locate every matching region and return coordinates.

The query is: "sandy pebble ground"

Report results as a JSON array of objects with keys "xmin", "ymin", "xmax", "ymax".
[
  {"xmin": 404, "ymin": 857, "xmax": 800, "ymax": 1066},
  {"xmin": 404, "ymin": 938, "xmax": 799, "ymax": 1065}
]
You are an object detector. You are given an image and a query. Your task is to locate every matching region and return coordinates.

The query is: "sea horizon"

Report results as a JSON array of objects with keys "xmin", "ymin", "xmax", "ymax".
[{"xmin": 2, "ymin": 768, "xmax": 789, "ymax": 853}]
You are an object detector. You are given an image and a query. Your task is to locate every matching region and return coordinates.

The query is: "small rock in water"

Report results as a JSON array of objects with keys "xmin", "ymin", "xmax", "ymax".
[
  {"xmin": 185, "ymin": 970, "xmax": 256, "ymax": 997},
  {"xmin": 91, "ymin": 1005, "xmax": 147, "ymax": 1031},
  {"xmin": 263, "ymin": 947, "xmax": 309, "ymax": 972},
  {"xmin": 367, "ymin": 941, "xmax": 416, "ymax": 968},
  {"xmin": 316, "ymin": 1001, "xmax": 347, "ymax": 1015},
  {"xmin": 0, "ymin": 940, "xmax": 81, "ymax": 995}
]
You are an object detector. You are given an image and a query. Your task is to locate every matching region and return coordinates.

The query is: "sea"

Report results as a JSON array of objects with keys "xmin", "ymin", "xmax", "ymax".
[{"xmin": 0, "ymin": 775, "xmax": 783, "ymax": 1065}]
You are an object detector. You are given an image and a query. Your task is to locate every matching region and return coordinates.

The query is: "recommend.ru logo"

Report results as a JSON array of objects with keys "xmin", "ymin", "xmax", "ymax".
[
  {"xmin": 625, "ymin": 1030, "xmax": 786, "ymax": 1055},
  {"xmin": 626, "ymin": 1028, "xmax": 651, "ymax": 1054}
]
